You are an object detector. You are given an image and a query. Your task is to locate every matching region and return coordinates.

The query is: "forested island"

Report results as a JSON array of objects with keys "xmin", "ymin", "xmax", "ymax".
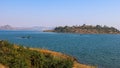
[
  {"xmin": 0, "ymin": 40, "xmax": 95, "ymax": 68},
  {"xmin": 44, "ymin": 24, "xmax": 120, "ymax": 34}
]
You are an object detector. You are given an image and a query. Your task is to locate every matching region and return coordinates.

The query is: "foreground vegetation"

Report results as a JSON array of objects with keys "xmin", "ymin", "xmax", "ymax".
[
  {"xmin": 0, "ymin": 40, "xmax": 73, "ymax": 68},
  {"xmin": 45, "ymin": 24, "xmax": 120, "ymax": 34}
]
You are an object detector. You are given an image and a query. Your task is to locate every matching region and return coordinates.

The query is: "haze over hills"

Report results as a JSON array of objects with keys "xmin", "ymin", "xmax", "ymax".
[{"xmin": 0, "ymin": 25, "xmax": 54, "ymax": 31}]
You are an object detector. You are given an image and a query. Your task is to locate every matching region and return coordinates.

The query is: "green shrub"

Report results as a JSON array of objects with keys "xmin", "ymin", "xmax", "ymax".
[{"xmin": 0, "ymin": 40, "xmax": 73, "ymax": 68}]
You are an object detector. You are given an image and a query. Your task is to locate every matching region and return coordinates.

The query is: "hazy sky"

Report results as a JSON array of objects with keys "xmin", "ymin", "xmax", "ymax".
[{"xmin": 0, "ymin": 0, "xmax": 120, "ymax": 29}]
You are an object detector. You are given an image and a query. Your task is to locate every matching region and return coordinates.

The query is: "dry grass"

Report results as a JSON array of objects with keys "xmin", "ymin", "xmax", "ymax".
[
  {"xmin": 1, "ymin": 42, "xmax": 96, "ymax": 68},
  {"xmin": 73, "ymin": 61, "xmax": 96, "ymax": 68},
  {"xmin": 30, "ymin": 48, "xmax": 72, "ymax": 59},
  {"xmin": 30, "ymin": 48, "xmax": 96, "ymax": 68},
  {"xmin": 0, "ymin": 64, "xmax": 8, "ymax": 68}
]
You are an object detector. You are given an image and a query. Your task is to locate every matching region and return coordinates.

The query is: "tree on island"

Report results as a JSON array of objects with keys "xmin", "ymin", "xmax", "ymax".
[{"xmin": 53, "ymin": 24, "xmax": 120, "ymax": 34}]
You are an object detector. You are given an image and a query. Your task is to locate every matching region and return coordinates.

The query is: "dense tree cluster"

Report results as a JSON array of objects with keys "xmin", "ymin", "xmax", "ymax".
[
  {"xmin": 54, "ymin": 24, "xmax": 120, "ymax": 34},
  {"xmin": 0, "ymin": 40, "xmax": 73, "ymax": 68}
]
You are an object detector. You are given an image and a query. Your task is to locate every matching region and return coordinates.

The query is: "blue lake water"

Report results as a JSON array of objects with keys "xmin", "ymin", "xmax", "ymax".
[{"xmin": 0, "ymin": 30, "xmax": 120, "ymax": 68}]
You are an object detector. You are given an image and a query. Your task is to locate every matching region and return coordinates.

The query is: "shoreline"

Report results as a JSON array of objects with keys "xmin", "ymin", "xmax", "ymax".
[
  {"xmin": 0, "ymin": 41, "xmax": 96, "ymax": 68},
  {"xmin": 44, "ymin": 30, "xmax": 120, "ymax": 34},
  {"xmin": 30, "ymin": 48, "xmax": 96, "ymax": 68}
]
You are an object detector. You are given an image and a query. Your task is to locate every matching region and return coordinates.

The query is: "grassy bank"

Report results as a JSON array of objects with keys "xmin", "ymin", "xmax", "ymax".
[{"xmin": 0, "ymin": 40, "xmax": 96, "ymax": 68}]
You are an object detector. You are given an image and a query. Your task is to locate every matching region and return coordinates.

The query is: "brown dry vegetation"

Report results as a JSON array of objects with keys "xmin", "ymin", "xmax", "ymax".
[
  {"xmin": 0, "ymin": 64, "xmax": 8, "ymax": 68},
  {"xmin": 0, "ymin": 41, "xmax": 96, "ymax": 68},
  {"xmin": 30, "ymin": 48, "xmax": 96, "ymax": 68}
]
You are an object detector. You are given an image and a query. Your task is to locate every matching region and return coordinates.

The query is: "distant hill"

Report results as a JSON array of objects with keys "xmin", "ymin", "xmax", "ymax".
[
  {"xmin": 44, "ymin": 24, "xmax": 120, "ymax": 34},
  {"xmin": 0, "ymin": 25, "xmax": 54, "ymax": 31},
  {"xmin": 0, "ymin": 25, "xmax": 14, "ymax": 30},
  {"xmin": 32, "ymin": 26, "xmax": 54, "ymax": 31},
  {"xmin": 0, "ymin": 25, "xmax": 32, "ymax": 30}
]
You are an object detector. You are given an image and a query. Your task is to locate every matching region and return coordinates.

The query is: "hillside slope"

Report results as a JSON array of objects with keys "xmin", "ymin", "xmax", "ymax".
[{"xmin": 0, "ymin": 40, "xmax": 95, "ymax": 68}]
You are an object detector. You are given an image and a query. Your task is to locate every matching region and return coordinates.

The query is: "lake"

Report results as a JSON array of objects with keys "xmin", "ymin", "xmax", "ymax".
[{"xmin": 0, "ymin": 30, "xmax": 120, "ymax": 68}]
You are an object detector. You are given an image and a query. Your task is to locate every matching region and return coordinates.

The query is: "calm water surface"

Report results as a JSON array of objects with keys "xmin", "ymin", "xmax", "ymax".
[{"xmin": 0, "ymin": 30, "xmax": 120, "ymax": 68}]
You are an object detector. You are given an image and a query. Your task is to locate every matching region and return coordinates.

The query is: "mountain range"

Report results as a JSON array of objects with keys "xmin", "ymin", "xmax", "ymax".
[{"xmin": 0, "ymin": 25, "xmax": 54, "ymax": 31}]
